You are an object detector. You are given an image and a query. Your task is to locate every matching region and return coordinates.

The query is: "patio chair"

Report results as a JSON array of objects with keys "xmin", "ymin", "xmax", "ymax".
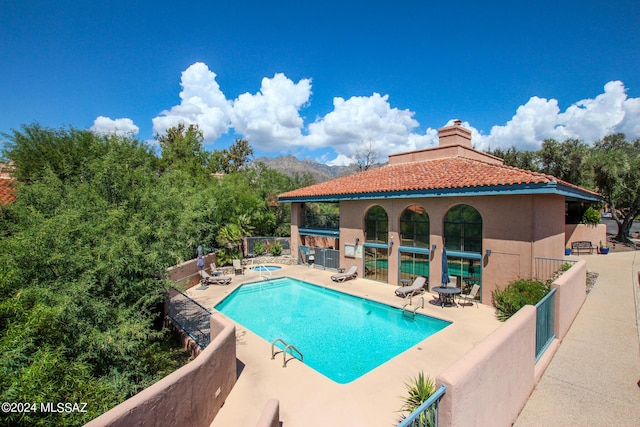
[
  {"xmin": 395, "ymin": 276, "xmax": 426, "ymax": 297},
  {"xmin": 199, "ymin": 270, "xmax": 232, "ymax": 286},
  {"xmin": 458, "ymin": 284, "xmax": 480, "ymax": 307},
  {"xmin": 232, "ymin": 259, "xmax": 244, "ymax": 275},
  {"xmin": 331, "ymin": 266, "xmax": 358, "ymax": 282},
  {"xmin": 209, "ymin": 263, "xmax": 223, "ymax": 275}
]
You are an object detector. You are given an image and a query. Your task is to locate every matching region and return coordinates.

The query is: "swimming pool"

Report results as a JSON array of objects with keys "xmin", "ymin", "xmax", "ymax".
[
  {"xmin": 214, "ymin": 277, "xmax": 451, "ymax": 383},
  {"xmin": 250, "ymin": 265, "xmax": 282, "ymax": 272}
]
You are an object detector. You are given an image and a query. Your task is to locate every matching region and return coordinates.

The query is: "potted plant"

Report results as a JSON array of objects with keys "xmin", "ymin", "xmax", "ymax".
[
  {"xmin": 565, "ymin": 246, "xmax": 572, "ymax": 256},
  {"xmin": 581, "ymin": 207, "xmax": 601, "ymax": 226},
  {"xmin": 599, "ymin": 241, "xmax": 610, "ymax": 255}
]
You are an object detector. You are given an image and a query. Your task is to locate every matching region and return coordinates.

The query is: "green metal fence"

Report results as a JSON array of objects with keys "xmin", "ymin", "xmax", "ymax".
[
  {"xmin": 397, "ymin": 385, "xmax": 446, "ymax": 427},
  {"xmin": 535, "ymin": 287, "xmax": 556, "ymax": 361}
]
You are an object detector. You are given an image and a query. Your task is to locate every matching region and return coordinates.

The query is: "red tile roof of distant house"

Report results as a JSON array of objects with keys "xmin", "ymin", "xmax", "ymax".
[{"xmin": 0, "ymin": 178, "xmax": 15, "ymax": 204}]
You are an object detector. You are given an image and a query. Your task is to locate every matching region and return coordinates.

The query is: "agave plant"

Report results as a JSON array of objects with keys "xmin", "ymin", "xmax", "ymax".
[{"xmin": 398, "ymin": 371, "xmax": 436, "ymax": 425}]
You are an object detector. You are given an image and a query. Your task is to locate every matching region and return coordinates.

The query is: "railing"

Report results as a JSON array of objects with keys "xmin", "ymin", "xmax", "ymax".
[
  {"xmin": 402, "ymin": 295, "xmax": 424, "ymax": 318},
  {"xmin": 167, "ymin": 288, "xmax": 212, "ymax": 349},
  {"xmin": 271, "ymin": 338, "xmax": 304, "ymax": 367},
  {"xmin": 250, "ymin": 259, "xmax": 273, "ymax": 279},
  {"xmin": 534, "ymin": 287, "xmax": 556, "ymax": 361},
  {"xmin": 298, "ymin": 246, "xmax": 340, "ymax": 270},
  {"xmin": 397, "ymin": 385, "xmax": 446, "ymax": 427},
  {"xmin": 246, "ymin": 236, "xmax": 291, "ymax": 256},
  {"xmin": 534, "ymin": 257, "xmax": 577, "ymax": 282},
  {"xmin": 303, "ymin": 213, "xmax": 340, "ymax": 230}
]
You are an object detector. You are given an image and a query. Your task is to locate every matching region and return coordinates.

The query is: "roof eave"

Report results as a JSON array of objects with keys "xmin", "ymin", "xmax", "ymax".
[{"xmin": 278, "ymin": 182, "xmax": 603, "ymax": 203}]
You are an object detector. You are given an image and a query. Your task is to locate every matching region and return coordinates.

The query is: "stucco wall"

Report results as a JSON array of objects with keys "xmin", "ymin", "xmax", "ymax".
[
  {"xmin": 290, "ymin": 203, "xmax": 303, "ymax": 254},
  {"xmin": 552, "ymin": 260, "xmax": 587, "ymax": 340},
  {"xmin": 255, "ymin": 399, "xmax": 280, "ymax": 427},
  {"xmin": 328, "ymin": 194, "xmax": 567, "ymax": 303},
  {"xmin": 85, "ymin": 315, "xmax": 236, "ymax": 427},
  {"xmin": 167, "ymin": 253, "xmax": 217, "ymax": 283},
  {"xmin": 565, "ymin": 223, "xmax": 607, "ymax": 249},
  {"xmin": 435, "ymin": 260, "xmax": 586, "ymax": 426},
  {"xmin": 437, "ymin": 306, "xmax": 537, "ymax": 427}
]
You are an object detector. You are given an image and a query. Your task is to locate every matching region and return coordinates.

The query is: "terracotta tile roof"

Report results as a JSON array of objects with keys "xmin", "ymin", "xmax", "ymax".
[
  {"xmin": 0, "ymin": 178, "xmax": 15, "ymax": 204},
  {"xmin": 279, "ymin": 156, "xmax": 600, "ymax": 200}
]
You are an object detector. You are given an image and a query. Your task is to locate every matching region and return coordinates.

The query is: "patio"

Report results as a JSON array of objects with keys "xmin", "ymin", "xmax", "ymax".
[{"xmin": 184, "ymin": 264, "xmax": 501, "ymax": 427}]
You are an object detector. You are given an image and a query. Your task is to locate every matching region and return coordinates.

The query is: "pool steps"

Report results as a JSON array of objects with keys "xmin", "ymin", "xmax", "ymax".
[{"xmin": 271, "ymin": 338, "xmax": 304, "ymax": 367}]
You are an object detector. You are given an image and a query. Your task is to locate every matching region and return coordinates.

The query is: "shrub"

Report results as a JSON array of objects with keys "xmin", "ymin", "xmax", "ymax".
[
  {"xmin": 492, "ymin": 278, "xmax": 551, "ymax": 321},
  {"xmin": 269, "ymin": 240, "xmax": 283, "ymax": 256},
  {"xmin": 216, "ymin": 248, "xmax": 242, "ymax": 266},
  {"xmin": 581, "ymin": 207, "xmax": 601, "ymax": 226},
  {"xmin": 397, "ymin": 372, "xmax": 436, "ymax": 425},
  {"xmin": 253, "ymin": 241, "xmax": 267, "ymax": 255}
]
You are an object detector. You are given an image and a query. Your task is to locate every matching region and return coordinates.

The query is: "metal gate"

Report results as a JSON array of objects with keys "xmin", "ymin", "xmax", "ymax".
[{"xmin": 298, "ymin": 246, "xmax": 340, "ymax": 270}]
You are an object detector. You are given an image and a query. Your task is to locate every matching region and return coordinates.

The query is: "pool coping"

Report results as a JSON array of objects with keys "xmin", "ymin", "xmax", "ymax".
[{"xmin": 185, "ymin": 264, "xmax": 502, "ymax": 427}]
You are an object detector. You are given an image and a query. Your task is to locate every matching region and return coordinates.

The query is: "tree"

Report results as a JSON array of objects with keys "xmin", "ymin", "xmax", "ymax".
[
  {"xmin": 1, "ymin": 123, "xmax": 107, "ymax": 183},
  {"xmin": 353, "ymin": 140, "xmax": 379, "ymax": 172},
  {"xmin": 244, "ymin": 162, "xmax": 315, "ymax": 236},
  {"xmin": 209, "ymin": 138, "xmax": 254, "ymax": 174},
  {"xmin": 538, "ymin": 138, "xmax": 592, "ymax": 188},
  {"xmin": 155, "ymin": 123, "xmax": 208, "ymax": 177},
  {"xmin": 589, "ymin": 134, "xmax": 640, "ymax": 243},
  {"xmin": 487, "ymin": 146, "xmax": 540, "ymax": 171},
  {"xmin": 0, "ymin": 125, "xmax": 198, "ymax": 425}
]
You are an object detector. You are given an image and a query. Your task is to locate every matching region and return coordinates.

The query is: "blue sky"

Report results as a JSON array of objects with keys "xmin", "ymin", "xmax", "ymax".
[{"xmin": 1, "ymin": 0, "xmax": 639, "ymax": 164}]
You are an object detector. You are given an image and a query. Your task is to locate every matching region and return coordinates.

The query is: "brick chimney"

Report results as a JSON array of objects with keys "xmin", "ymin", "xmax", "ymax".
[{"xmin": 438, "ymin": 119, "xmax": 472, "ymax": 148}]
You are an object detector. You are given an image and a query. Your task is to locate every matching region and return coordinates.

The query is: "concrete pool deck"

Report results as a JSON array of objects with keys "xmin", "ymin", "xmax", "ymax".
[{"xmin": 185, "ymin": 265, "xmax": 502, "ymax": 427}]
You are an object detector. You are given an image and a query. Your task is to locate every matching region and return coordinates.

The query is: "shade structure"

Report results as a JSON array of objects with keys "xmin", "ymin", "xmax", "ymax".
[{"xmin": 441, "ymin": 247, "xmax": 450, "ymax": 287}]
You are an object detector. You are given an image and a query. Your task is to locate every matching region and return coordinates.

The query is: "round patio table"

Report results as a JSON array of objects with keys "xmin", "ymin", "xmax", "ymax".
[{"xmin": 432, "ymin": 286, "xmax": 461, "ymax": 307}]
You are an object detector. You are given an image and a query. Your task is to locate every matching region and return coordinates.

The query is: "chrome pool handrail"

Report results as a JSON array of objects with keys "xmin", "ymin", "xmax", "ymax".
[{"xmin": 271, "ymin": 338, "xmax": 304, "ymax": 367}]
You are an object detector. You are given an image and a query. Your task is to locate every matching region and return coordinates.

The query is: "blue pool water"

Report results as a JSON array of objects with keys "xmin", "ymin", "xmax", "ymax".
[
  {"xmin": 250, "ymin": 265, "xmax": 282, "ymax": 272},
  {"xmin": 214, "ymin": 277, "xmax": 451, "ymax": 383}
]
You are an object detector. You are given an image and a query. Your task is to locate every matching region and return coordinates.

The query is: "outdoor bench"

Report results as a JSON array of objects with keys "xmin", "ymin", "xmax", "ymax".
[{"xmin": 571, "ymin": 240, "xmax": 596, "ymax": 254}]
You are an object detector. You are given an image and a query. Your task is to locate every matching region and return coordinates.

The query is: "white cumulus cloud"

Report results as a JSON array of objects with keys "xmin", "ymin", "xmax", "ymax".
[
  {"xmin": 307, "ymin": 93, "xmax": 423, "ymax": 164},
  {"xmin": 151, "ymin": 62, "xmax": 232, "ymax": 142},
  {"xmin": 475, "ymin": 81, "xmax": 640, "ymax": 151},
  {"xmin": 138, "ymin": 63, "xmax": 640, "ymax": 164},
  {"xmin": 231, "ymin": 73, "xmax": 311, "ymax": 150},
  {"xmin": 90, "ymin": 116, "xmax": 139, "ymax": 135}
]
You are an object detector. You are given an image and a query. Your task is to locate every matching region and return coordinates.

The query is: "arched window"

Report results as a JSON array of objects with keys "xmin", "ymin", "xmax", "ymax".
[
  {"xmin": 444, "ymin": 204, "xmax": 482, "ymax": 253},
  {"xmin": 365, "ymin": 205, "xmax": 388, "ymax": 244},
  {"xmin": 400, "ymin": 204, "xmax": 430, "ymax": 248}
]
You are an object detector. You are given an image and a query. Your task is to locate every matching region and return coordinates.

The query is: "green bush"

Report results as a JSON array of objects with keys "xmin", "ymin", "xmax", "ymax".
[
  {"xmin": 581, "ymin": 207, "xmax": 601, "ymax": 226},
  {"xmin": 492, "ymin": 279, "xmax": 551, "ymax": 321},
  {"xmin": 397, "ymin": 371, "xmax": 436, "ymax": 425},
  {"xmin": 215, "ymin": 248, "xmax": 242, "ymax": 266},
  {"xmin": 253, "ymin": 241, "xmax": 267, "ymax": 255},
  {"xmin": 269, "ymin": 240, "xmax": 283, "ymax": 256}
]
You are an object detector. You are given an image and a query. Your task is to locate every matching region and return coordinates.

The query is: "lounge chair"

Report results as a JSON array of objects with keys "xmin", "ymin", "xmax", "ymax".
[
  {"xmin": 209, "ymin": 263, "xmax": 222, "ymax": 275},
  {"xmin": 395, "ymin": 276, "xmax": 427, "ymax": 297},
  {"xmin": 458, "ymin": 284, "xmax": 480, "ymax": 307},
  {"xmin": 331, "ymin": 266, "xmax": 358, "ymax": 282},
  {"xmin": 199, "ymin": 270, "xmax": 232, "ymax": 285},
  {"xmin": 232, "ymin": 259, "xmax": 244, "ymax": 275}
]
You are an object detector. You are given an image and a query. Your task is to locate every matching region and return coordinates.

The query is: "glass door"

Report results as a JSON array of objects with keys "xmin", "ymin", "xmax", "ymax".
[{"xmin": 364, "ymin": 246, "xmax": 389, "ymax": 283}]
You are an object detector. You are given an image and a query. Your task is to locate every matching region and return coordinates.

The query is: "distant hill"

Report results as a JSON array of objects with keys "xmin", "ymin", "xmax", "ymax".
[{"xmin": 253, "ymin": 155, "xmax": 359, "ymax": 183}]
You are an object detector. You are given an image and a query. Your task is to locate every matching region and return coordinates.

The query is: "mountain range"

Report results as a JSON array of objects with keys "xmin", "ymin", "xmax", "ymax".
[{"xmin": 253, "ymin": 155, "xmax": 360, "ymax": 183}]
